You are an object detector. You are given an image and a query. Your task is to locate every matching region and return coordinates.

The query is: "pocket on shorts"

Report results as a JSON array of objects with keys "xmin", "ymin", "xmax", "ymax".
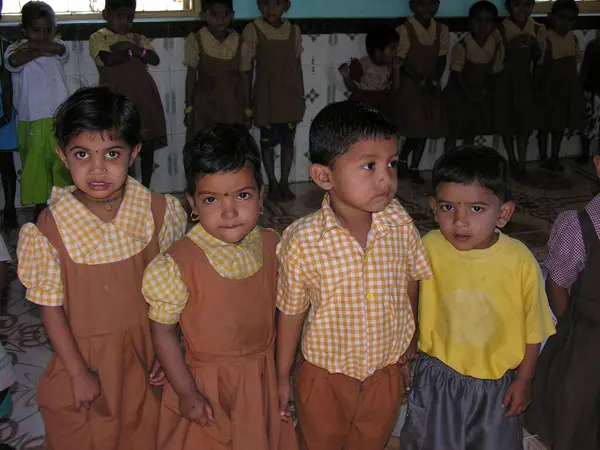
[{"xmin": 401, "ymin": 376, "xmax": 433, "ymax": 449}]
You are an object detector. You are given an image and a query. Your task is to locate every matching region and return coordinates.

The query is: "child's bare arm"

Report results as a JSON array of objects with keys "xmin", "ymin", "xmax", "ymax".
[
  {"xmin": 97, "ymin": 50, "xmax": 131, "ymax": 67},
  {"xmin": 0, "ymin": 262, "xmax": 7, "ymax": 292},
  {"xmin": 434, "ymin": 55, "xmax": 447, "ymax": 84},
  {"xmin": 1, "ymin": 67, "xmax": 14, "ymax": 121},
  {"xmin": 8, "ymin": 50, "xmax": 42, "ymax": 68},
  {"xmin": 546, "ymin": 275, "xmax": 570, "ymax": 319},
  {"xmin": 24, "ymin": 40, "xmax": 65, "ymax": 55},
  {"xmin": 502, "ymin": 343, "xmax": 539, "ymax": 417},
  {"xmin": 276, "ymin": 311, "xmax": 306, "ymax": 420},
  {"xmin": 184, "ymin": 67, "xmax": 195, "ymax": 127}
]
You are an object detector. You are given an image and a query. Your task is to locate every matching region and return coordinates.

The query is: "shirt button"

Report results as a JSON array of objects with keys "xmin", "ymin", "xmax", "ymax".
[{"xmin": 366, "ymin": 293, "xmax": 374, "ymax": 301}]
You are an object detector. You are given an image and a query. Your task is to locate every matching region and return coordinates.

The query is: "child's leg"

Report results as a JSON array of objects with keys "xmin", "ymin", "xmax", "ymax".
[
  {"xmin": 279, "ymin": 124, "xmax": 297, "ymax": 202},
  {"xmin": 538, "ymin": 131, "xmax": 549, "ymax": 163},
  {"xmin": 579, "ymin": 135, "xmax": 592, "ymax": 164},
  {"xmin": 516, "ymin": 133, "xmax": 531, "ymax": 172},
  {"xmin": 260, "ymin": 126, "xmax": 283, "ymax": 202},
  {"xmin": 0, "ymin": 152, "xmax": 17, "ymax": 229},
  {"xmin": 550, "ymin": 131, "xmax": 564, "ymax": 171},
  {"xmin": 408, "ymin": 138, "xmax": 427, "ymax": 185},
  {"xmin": 502, "ymin": 135, "xmax": 518, "ymax": 168}
]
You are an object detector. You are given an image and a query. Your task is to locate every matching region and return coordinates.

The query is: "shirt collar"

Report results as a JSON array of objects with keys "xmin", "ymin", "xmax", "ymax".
[
  {"xmin": 49, "ymin": 177, "xmax": 153, "ymax": 258},
  {"xmin": 316, "ymin": 193, "xmax": 413, "ymax": 241},
  {"xmin": 187, "ymin": 223, "xmax": 263, "ymax": 279},
  {"xmin": 503, "ymin": 17, "xmax": 536, "ymax": 39},
  {"xmin": 408, "ymin": 16, "xmax": 437, "ymax": 38}
]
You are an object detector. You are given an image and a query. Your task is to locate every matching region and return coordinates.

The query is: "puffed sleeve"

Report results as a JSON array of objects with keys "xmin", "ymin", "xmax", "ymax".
[
  {"xmin": 157, "ymin": 194, "xmax": 188, "ymax": 253},
  {"xmin": 183, "ymin": 32, "xmax": 200, "ymax": 69},
  {"xmin": 450, "ymin": 42, "xmax": 466, "ymax": 72},
  {"xmin": 396, "ymin": 25, "xmax": 410, "ymax": 60},
  {"xmin": 439, "ymin": 24, "xmax": 450, "ymax": 56},
  {"xmin": 4, "ymin": 41, "xmax": 24, "ymax": 72},
  {"xmin": 17, "ymin": 224, "xmax": 64, "ymax": 306},
  {"xmin": 240, "ymin": 23, "xmax": 257, "ymax": 72},
  {"xmin": 89, "ymin": 31, "xmax": 108, "ymax": 66},
  {"xmin": 143, "ymin": 253, "xmax": 189, "ymax": 324},
  {"xmin": 294, "ymin": 24, "xmax": 303, "ymax": 57}
]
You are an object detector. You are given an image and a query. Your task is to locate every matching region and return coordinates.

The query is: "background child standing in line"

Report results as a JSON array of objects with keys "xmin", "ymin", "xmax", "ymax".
[
  {"xmin": 494, "ymin": 0, "xmax": 545, "ymax": 181},
  {"xmin": 578, "ymin": 31, "xmax": 600, "ymax": 163},
  {"xmin": 338, "ymin": 26, "xmax": 399, "ymax": 117},
  {"xmin": 242, "ymin": 0, "xmax": 305, "ymax": 203},
  {"xmin": 393, "ymin": 0, "xmax": 449, "ymax": 185},
  {"xmin": 184, "ymin": 0, "xmax": 249, "ymax": 139},
  {"xmin": 536, "ymin": 0, "xmax": 585, "ymax": 172},
  {"xmin": 444, "ymin": 1, "xmax": 503, "ymax": 151},
  {"xmin": 89, "ymin": 0, "xmax": 167, "ymax": 189},
  {"xmin": 5, "ymin": 1, "xmax": 71, "ymax": 222}
]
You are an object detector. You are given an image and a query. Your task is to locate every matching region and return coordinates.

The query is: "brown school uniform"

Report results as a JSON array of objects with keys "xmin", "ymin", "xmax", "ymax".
[
  {"xmin": 16, "ymin": 178, "xmax": 188, "ymax": 450},
  {"xmin": 346, "ymin": 56, "xmax": 392, "ymax": 117},
  {"xmin": 242, "ymin": 19, "xmax": 305, "ymax": 127},
  {"xmin": 444, "ymin": 31, "xmax": 504, "ymax": 138},
  {"xmin": 393, "ymin": 17, "xmax": 449, "ymax": 139},
  {"xmin": 494, "ymin": 18, "xmax": 546, "ymax": 136},
  {"xmin": 537, "ymin": 30, "xmax": 585, "ymax": 132},
  {"xmin": 184, "ymin": 28, "xmax": 247, "ymax": 130},
  {"xmin": 143, "ymin": 225, "xmax": 298, "ymax": 450},
  {"xmin": 89, "ymin": 28, "xmax": 168, "ymax": 150}
]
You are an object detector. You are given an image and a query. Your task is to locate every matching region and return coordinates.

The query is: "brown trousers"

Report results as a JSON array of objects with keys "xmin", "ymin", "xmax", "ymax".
[{"xmin": 294, "ymin": 361, "xmax": 403, "ymax": 450}]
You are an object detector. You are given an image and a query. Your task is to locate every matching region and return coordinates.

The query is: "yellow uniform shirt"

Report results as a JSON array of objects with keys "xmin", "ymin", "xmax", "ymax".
[
  {"xmin": 418, "ymin": 230, "xmax": 556, "ymax": 380},
  {"xmin": 89, "ymin": 28, "xmax": 154, "ymax": 66},
  {"xmin": 277, "ymin": 194, "xmax": 433, "ymax": 381}
]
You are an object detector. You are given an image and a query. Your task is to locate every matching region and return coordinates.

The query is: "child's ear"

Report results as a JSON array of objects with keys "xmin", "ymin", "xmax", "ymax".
[
  {"xmin": 129, "ymin": 144, "xmax": 142, "ymax": 166},
  {"xmin": 309, "ymin": 163, "xmax": 333, "ymax": 191},
  {"xmin": 185, "ymin": 192, "xmax": 197, "ymax": 213},
  {"xmin": 593, "ymin": 154, "xmax": 600, "ymax": 177},
  {"xmin": 428, "ymin": 196, "xmax": 439, "ymax": 223},
  {"xmin": 496, "ymin": 201, "xmax": 516, "ymax": 228},
  {"xmin": 55, "ymin": 146, "xmax": 68, "ymax": 167}
]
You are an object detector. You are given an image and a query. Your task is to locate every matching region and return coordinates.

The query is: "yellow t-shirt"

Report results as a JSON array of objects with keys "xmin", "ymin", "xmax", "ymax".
[{"xmin": 418, "ymin": 230, "xmax": 555, "ymax": 380}]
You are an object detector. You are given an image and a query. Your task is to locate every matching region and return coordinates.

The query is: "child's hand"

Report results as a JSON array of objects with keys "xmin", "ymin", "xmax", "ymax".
[
  {"xmin": 278, "ymin": 379, "xmax": 293, "ymax": 422},
  {"xmin": 502, "ymin": 378, "xmax": 531, "ymax": 417},
  {"xmin": 179, "ymin": 391, "xmax": 215, "ymax": 426},
  {"xmin": 70, "ymin": 369, "xmax": 101, "ymax": 410},
  {"xmin": 399, "ymin": 334, "xmax": 418, "ymax": 366},
  {"xmin": 149, "ymin": 359, "xmax": 166, "ymax": 387},
  {"xmin": 398, "ymin": 362, "xmax": 412, "ymax": 393}
]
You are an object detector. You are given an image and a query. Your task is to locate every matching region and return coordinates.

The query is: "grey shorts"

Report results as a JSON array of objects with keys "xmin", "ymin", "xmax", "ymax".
[{"xmin": 400, "ymin": 354, "xmax": 524, "ymax": 450}]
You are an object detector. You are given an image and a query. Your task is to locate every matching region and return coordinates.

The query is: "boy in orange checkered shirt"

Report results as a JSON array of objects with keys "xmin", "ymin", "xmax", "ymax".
[{"xmin": 276, "ymin": 101, "xmax": 433, "ymax": 450}]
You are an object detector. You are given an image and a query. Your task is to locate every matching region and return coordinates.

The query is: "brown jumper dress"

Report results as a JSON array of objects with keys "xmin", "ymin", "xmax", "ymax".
[
  {"xmin": 36, "ymin": 194, "xmax": 166, "ymax": 450},
  {"xmin": 393, "ymin": 21, "xmax": 447, "ymax": 139},
  {"xmin": 99, "ymin": 59, "xmax": 168, "ymax": 150},
  {"xmin": 525, "ymin": 210, "xmax": 600, "ymax": 450},
  {"xmin": 157, "ymin": 229, "xmax": 299, "ymax": 450},
  {"xmin": 537, "ymin": 37, "xmax": 586, "ymax": 132},
  {"xmin": 444, "ymin": 39, "xmax": 499, "ymax": 138},
  {"xmin": 494, "ymin": 24, "xmax": 542, "ymax": 136},
  {"xmin": 252, "ymin": 24, "xmax": 305, "ymax": 128},
  {"xmin": 192, "ymin": 32, "xmax": 246, "ymax": 130}
]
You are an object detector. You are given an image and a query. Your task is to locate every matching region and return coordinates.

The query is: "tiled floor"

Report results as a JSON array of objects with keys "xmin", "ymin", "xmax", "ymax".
[{"xmin": 1, "ymin": 158, "xmax": 598, "ymax": 449}]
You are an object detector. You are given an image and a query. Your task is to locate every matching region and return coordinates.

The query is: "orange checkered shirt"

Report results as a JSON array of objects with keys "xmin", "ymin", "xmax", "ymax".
[{"xmin": 276, "ymin": 194, "xmax": 433, "ymax": 381}]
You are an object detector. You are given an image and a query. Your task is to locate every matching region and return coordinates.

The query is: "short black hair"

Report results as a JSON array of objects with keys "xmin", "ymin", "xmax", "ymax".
[
  {"xmin": 104, "ymin": 0, "xmax": 136, "ymax": 12},
  {"xmin": 183, "ymin": 123, "xmax": 263, "ymax": 195},
  {"xmin": 551, "ymin": 0, "xmax": 579, "ymax": 15},
  {"xmin": 202, "ymin": 0, "xmax": 233, "ymax": 10},
  {"xmin": 309, "ymin": 101, "xmax": 397, "ymax": 167},
  {"xmin": 365, "ymin": 25, "xmax": 400, "ymax": 59},
  {"xmin": 21, "ymin": 1, "xmax": 55, "ymax": 30},
  {"xmin": 54, "ymin": 86, "xmax": 141, "ymax": 151},
  {"xmin": 505, "ymin": 0, "xmax": 535, "ymax": 9},
  {"xmin": 432, "ymin": 146, "xmax": 510, "ymax": 202},
  {"xmin": 469, "ymin": 0, "xmax": 499, "ymax": 20}
]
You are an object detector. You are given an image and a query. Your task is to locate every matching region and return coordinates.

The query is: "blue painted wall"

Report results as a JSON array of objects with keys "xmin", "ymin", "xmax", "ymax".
[{"xmin": 233, "ymin": 0, "xmax": 508, "ymax": 18}]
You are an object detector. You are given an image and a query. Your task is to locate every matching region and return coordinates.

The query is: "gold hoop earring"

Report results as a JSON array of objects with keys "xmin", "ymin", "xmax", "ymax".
[
  {"xmin": 190, "ymin": 211, "xmax": 200, "ymax": 222},
  {"xmin": 259, "ymin": 206, "xmax": 264, "ymax": 215}
]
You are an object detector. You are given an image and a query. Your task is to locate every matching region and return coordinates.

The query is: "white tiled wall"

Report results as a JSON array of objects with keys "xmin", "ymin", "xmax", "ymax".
[{"xmin": 7, "ymin": 29, "xmax": 600, "ymax": 202}]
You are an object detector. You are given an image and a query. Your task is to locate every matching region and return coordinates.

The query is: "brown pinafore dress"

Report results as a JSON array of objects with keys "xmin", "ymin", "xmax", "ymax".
[
  {"xmin": 99, "ymin": 58, "xmax": 168, "ymax": 150},
  {"xmin": 444, "ymin": 37, "xmax": 499, "ymax": 138},
  {"xmin": 393, "ymin": 21, "xmax": 447, "ymax": 139},
  {"xmin": 157, "ymin": 228, "xmax": 298, "ymax": 450},
  {"xmin": 525, "ymin": 210, "xmax": 600, "ymax": 450},
  {"xmin": 494, "ymin": 23, "xmax": 541, "ymax": 136},
  {"xmin": 537, "ymin": 36, "xmax": 586, "ymax": 132},
  {"xmin": 252, "ymin": 23, "xmax": 305, "ymax": 128},
  {"xmin": 36, "ymin": 194, "xmax": 166, "ymax": 450},
  {"xmin": 192, "ymin": 31, "xmax": 246, "ymax": 130}
]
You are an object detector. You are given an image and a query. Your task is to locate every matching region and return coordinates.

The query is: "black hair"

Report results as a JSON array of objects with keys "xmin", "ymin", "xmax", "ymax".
[
  {"xmin": 183, "ymin": 123, "xmax": 263, "ymax": 195},
  {"xmin": 505, "ymin": 0, "xmax": 535, "ymax": 9},
  {"xmin": 21, "ymin": 1, "xmax": 55, "ymax": 30},
  {"xmin": 54, "ymin": 86, "xmax": 141, "ymax": 151},
  {"xmin": 551, "ymin": 0, "xmax": 579, "ymax": 15},
  {"xmin": 309, "ymin": 101, "xmax": 397, "ymax": 167},
  {"xmin": 104, "ymin": 0, "xmax": 136, "ymax": 12},
  {"xmin": 365, "ymin": 25, "xmax": 400, "ymax": 59},
  {"xmin": 432, "ymin": 146, "xmax": 510, "ymax": 202},
  {"xmin": 202, "ymin": 0, "xmax": 233, "ymax": 10},
  {"xmin": 469, "ymin": 0, "xmax": 499, "ymax": 20}
]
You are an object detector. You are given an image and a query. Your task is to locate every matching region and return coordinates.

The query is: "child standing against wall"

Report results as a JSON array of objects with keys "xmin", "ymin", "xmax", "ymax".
[
  {"xmin": 393, "ymin": 0, "xmax": 449, "ymax": 185},
  {"xmin": 242, "ymin": 0, "xmax": 305, "ymax": 203},
  {"xmin": 578, "ymin": 32, "xmax": 600, "ymax": 163},
  {"xmin": 184, "ymin": 0, "xmax": 249, "ymax": 139}
]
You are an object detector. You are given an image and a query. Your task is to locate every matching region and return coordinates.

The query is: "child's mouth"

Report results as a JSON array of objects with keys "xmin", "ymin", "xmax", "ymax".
[{"xmin": 88, "ymin": 181, "xmax": 111, "ymax": 190}]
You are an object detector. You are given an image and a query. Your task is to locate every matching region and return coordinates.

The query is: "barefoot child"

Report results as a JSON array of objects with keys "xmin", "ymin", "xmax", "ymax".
[
  {"xmin": 276, "ymin": 101, "xmax": 432, "ymax": 450},
  {"xmin": 242, "ymin": 0, "xmax": 305, "ymax": 202},
  {"xmin": 16, "ymin": 87, "xmax": 187, "ymax": 449},
  {"xmin": 5, "ymin": 1, "xmax": 71, "ymax": 221},
  {"xmin": 89, "ymin": 0, "xmax": 167, "ymax": 188},
  {"xmin": 400, "ymin": 146, "xmax": 555, "ymax": 450},
  {"xmin": 184, "ymin": 0, "xmax": 249, "ymax": 138},
  {"xmin": 143, "ymin": 123, "xmax": 298, "ymax": 450}
]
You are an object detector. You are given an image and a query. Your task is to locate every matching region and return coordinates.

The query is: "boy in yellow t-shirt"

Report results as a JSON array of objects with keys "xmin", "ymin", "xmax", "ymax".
[{"xmin": 400, "ymin": 146, "xmax": 555, "ymax": 450}]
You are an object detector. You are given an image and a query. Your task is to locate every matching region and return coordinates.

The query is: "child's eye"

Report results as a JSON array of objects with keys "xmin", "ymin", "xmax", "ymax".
[
  {"xmin": 203, "ymin": 196, "xmax": 217, "ymax": 204},
  {"xmin": 388, "ymin": 160, "xmax": 398, "ymax": 168},
  {"xmin": 106, "ymin": 151, "xmax": 120, "ymax": 160},
  {"xmin": 362, "ymin": 162, "xmax": 375, "ymax": 170},
  {"xmin": 440, "ymin": 204, "xmax": 453, "ymax": 212},
  {"xmin": 74, "ymin": 151, "xmax": 89, "ymax": 160},
  {"xmin": 238, "ymin": 192, "xmax": 251, "ymax": 200},
  {"xmin": 471, "ymin": 206, "xmax": 484, "ymax": 213}
]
